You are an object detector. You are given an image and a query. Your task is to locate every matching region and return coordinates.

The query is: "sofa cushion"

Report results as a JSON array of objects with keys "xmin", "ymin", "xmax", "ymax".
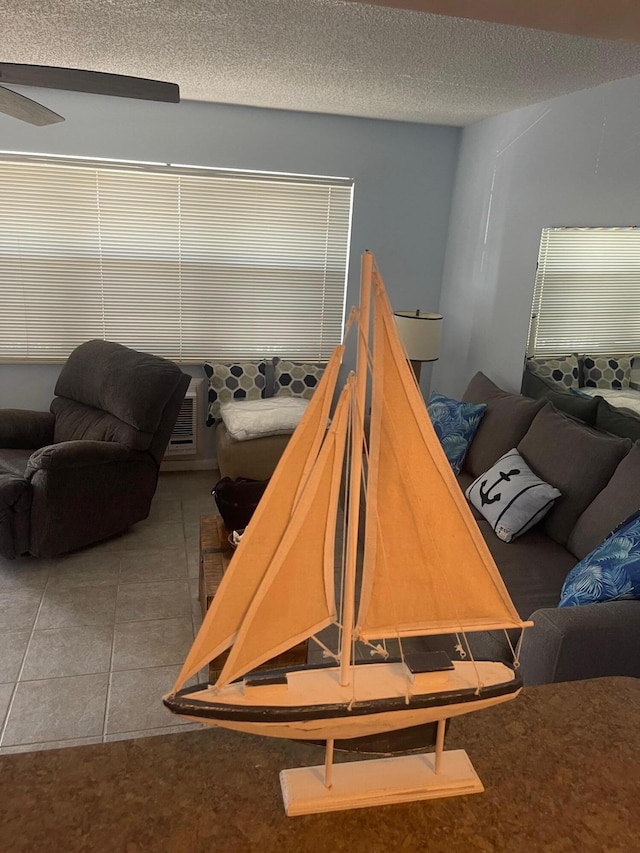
[
  {"xmin": 518, "ymin": 404, "xmax": 631, "ymax": 547},
  {"xmin": 560, "ymin": 512, "xmax": 640, "ymax": 607},
  {"xmin": 0, "ymin": 449, "xmax": 33, "ymax": 478},
  {"xmin": 466, "ymin": 449, "xmax": 561, "ymax": 543},
  {"xmin": 475, "ymin": 519, "xmax": 576, "ymax": 618},
  {"xmin": 51, "ymin": 398, "xmax": 151, "ymax": 451},
  {"xmin": 55, "ymin": 340, "xmax": 183, "ymax": 434},
  {"xmin": 461, "ymin": 372, "xmax": 545, "ymax": 477},
  {"xmin": 427, "ymin": 391, "xmax": 486, "ymax": 475},
  {"xmin": 568, "ymin": 442, "xmax": 640, "ymax": 559},
  {"xmin": 521, "ymin": 371, "xmax": 599, "ymax": 425},
  {"xmin": 594, "ymin": 396, "xmax": 640, "ymax": 442}
]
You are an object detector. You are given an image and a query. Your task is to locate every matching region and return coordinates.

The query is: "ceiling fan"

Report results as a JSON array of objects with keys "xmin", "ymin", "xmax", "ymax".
[{"xmin": 0, "ymin": 63, "xmax": 180, "ymax": 126}]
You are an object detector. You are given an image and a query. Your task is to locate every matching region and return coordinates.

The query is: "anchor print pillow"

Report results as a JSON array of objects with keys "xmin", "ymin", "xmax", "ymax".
[
  {"xmin": 427, "ymin": 391, "xmax": 487, "ymax": 475},
  {"xmin": 559, "ymin": 511, "xmax": 640, "ymax": 607},
  {"xmin": 465, "ymin": 449, "xmax": 561, "ymax": 543}
]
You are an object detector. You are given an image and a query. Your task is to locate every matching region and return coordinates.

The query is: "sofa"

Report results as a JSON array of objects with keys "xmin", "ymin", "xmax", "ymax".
[
  {"xmin": 0, "ymin": 340, "xmax": 190, "ymax": 558},
  {"xmin": 522, "ymin": 353, "xmax": 640, "ymax": 442},
  {"xmin": 444, "ymin": 371, "xmax": 640, "ymax": 686}
]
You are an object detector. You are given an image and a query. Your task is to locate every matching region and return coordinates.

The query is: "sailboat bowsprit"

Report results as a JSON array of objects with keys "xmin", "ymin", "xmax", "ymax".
[{"xmin": 163, "ymin": 252, "xmax": 531, "ymax": 812}]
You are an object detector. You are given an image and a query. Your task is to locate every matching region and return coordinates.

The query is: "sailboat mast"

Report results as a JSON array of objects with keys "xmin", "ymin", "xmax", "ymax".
[{"xmin": 339, "ymin": 251, "xmax": 372, "ymax": 686}]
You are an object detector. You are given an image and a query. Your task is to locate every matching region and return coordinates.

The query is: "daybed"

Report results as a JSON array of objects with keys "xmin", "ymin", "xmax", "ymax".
[
  {"xmin": 444, "ymin": 371, "xmax": 640, "ymax": 686},
  {"xmin": 204, "ymin": 357, "xmax": 325, "ymax": 480}
]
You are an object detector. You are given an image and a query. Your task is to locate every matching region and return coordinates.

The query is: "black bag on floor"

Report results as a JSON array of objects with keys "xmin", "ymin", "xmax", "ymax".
[{"xmin": 212, "ymin": 477, "xmax": 269, "ymax": 531}]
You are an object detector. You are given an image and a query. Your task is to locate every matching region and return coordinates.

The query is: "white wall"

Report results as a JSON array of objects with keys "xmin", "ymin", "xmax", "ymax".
[
  {"xmin": 434, "ymin": 73, "xmax": 640, "ymax": 398},
  {"xmin": 0, "ymin": 92, "xmax": 460, "ymax": 418}
]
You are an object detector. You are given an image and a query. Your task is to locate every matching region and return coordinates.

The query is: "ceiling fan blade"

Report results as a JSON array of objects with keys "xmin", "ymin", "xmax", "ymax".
[
  {"xmin": 0, "ymin": 63, "xmax": 180, "ymax": 103},
  {"xmin": 0, "ymin": 84, "xmax": 64, "ymax": 125}
]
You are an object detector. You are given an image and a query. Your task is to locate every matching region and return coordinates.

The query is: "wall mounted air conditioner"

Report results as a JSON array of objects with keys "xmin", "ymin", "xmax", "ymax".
[{"xmin": 165, "ymin": 378, "xmax": 201, "ymax": 457}]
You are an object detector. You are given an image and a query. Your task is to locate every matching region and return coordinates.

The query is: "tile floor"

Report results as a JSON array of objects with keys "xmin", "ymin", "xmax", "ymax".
[{"xmin": 0, "ymin": 470, "xmax": 217, "ymax": 754}]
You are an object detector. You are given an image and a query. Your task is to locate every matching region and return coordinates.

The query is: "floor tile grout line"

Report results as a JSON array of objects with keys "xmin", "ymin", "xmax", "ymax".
[
  {"xmin": 0, "ymin": 573, "xmax": 51, "ymax": 747},
  {"xmin": 102, "ymin": 556, "xmax": 122, "ymax": 742}
]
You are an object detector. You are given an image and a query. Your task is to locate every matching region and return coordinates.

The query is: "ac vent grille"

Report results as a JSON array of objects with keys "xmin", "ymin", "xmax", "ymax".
[{"xmin": 165, "ymin": 379, "xmax": 201, "ymax": 457}]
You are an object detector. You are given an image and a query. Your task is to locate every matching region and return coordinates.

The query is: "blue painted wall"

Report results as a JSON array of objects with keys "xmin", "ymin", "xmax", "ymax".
[{"xmin": 435, "ymin": 73, "xmax": 640, "ymax": 398}]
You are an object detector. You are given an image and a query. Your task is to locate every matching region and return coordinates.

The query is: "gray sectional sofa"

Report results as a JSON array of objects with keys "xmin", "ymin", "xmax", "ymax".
[{"xmin": 454, "ymin": 371, "xmax": 640, "ymax": 686}]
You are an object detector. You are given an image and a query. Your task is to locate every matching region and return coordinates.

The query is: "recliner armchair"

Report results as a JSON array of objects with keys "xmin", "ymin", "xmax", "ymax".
[{"xmin": 0, "ymin": 340, "xmax": 190, "ymax": 558}]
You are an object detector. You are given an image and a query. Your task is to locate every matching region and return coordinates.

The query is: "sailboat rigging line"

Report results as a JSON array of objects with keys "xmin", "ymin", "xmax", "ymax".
[
  {"xmin": 506, "ymin": 628, "xmax": 523, "ymax": 669},
  {"xmin": 310, "ymin": 634, "xmax": 340, "ymax": 662}
]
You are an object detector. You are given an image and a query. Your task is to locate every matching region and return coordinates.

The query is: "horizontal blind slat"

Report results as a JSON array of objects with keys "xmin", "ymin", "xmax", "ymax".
[{"xmin": 0, "ymin": 158, "xmax": 353, "ymax": 361}]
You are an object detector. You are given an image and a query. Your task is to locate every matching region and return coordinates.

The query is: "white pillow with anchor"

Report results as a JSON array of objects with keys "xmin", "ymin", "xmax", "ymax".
[{"xmin": 465, "ymin": 448, "xmax": 561, "ymax": 543}]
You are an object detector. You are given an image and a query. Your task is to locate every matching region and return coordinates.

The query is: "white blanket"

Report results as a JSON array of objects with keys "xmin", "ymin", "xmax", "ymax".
[
  {"xmin": 579, "ymin": 387, "xmax": 640, "ymax": 417},
  {"xmin": 220, "ymin": 397, "xmax": 309, "ymax": 441}
]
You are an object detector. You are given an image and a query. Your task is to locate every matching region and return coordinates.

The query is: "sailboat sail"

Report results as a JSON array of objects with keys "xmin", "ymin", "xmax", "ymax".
[
  {"xmin": 356, "ymin": 271, "xmax": 525, "ymax": 641},
  {"xmin": 173, "ymin": 346, "xmax": 344, "ymax": 691},
  {"xmin": 215, "ymin": 382, "xmax": 351, "ymax": 688}
]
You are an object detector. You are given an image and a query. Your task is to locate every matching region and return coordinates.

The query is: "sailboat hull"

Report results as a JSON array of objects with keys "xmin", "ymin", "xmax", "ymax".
[{"xmin": 164, "ymin": 660, "xmax": 522, "ymax": 742}]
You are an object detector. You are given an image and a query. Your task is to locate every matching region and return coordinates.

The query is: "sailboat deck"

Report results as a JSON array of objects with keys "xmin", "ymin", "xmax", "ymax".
[{"xmin": 188, "ymin": 661, "xmax": 516, "ymax": 709}]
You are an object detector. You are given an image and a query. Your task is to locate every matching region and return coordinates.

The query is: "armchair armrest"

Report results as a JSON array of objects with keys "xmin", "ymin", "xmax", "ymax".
[
  {"xmin": 26, "ymin": 440, "xmax": 137, "ymax": 474},
  {"xmin": 0, "ymin": 409, "xmax": 55, "ymax": 449},
  {"xmin": 519, "ymin": 600, "xmax": 640, "ymax": 685}
]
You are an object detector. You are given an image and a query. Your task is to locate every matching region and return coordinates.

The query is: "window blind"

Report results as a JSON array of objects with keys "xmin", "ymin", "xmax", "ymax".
[
  {"xmin": 529, "ymin": 227, "xmax": 640, "ymax": 357},
  {"xmin": 0, "ymin": 156, "xmax": 353, "ymax": 362}
]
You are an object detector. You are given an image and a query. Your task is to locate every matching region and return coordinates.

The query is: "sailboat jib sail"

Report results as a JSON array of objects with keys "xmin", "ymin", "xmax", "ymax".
[
  {"xmin": 173, "ymin": 345, "xmax": 344, "ymax": 692},
  {"xmin": 356, "ymin": 271, "xmax": 526, "ymax": 642},
  {"xmin": 215, "ymin": 382, "xmax": 352, "ymax": 688}
]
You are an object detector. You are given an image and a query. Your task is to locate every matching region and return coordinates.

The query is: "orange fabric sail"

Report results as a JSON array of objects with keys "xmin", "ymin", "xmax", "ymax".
[
  {"xmin": 173, "ymin": 346, "xmax": 343, "ymax": 691},
  {"xmin": 216, "ymin": 383, "xmax": 351, "ymax": 688},
  {"xmin": 356, "ymin": 273, "xmax": 524, "ymax": 641}
]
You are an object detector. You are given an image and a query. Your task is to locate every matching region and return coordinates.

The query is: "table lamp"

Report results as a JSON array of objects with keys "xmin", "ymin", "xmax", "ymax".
[{"xmin": 393, "ymin": 310, "xmax": 443, "ymax": 382}]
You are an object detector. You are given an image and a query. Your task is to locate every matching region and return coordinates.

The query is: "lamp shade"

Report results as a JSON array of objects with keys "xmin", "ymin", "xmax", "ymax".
[{"xmin": 393, "ymin": 311, "xmax": 443, "ymax": 362}]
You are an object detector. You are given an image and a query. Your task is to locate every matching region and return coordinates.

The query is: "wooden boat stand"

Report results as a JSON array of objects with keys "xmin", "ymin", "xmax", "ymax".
[{"xmin": 279, "ymin": 719, "xmax": 483, "ymax": 816}]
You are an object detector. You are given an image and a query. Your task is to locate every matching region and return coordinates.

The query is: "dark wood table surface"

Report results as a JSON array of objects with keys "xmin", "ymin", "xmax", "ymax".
[{"xmin": 1, "ymin": 676, "xmax": 639, "ymax": 852}]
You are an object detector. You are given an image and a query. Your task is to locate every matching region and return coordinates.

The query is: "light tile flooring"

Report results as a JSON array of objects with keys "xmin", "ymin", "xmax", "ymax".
[{"xmin": 0, "ymin": 470, "xmax": 216, "ymax": 754}]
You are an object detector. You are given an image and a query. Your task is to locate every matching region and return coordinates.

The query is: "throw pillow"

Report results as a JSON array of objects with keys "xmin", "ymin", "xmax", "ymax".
[
  {"xmin": 582, "ymin": 355, "xmax": 631, "ymax": 389},
  {"xmin": 594, "ymin": 396, "xmax": 640, "ymax": 442},
  {"xmin": 274, "ymin": 359, "xmax": 325, "ymax": 399},
  {"xmin": 461, "ymin": 372, "xmax": 545, "ymax": 477},
  {"xmin": 525, "ymin": 355, "xmax": 580, "ymax": 390},
  {"xmin": 518, "ymin": 404, "xmax": 631, "ymax": 547},
  {"xmin": 465, "ymin": 449, "xmax": 561, "ymax": 543},
  {"xmin": 203, "ymin": 361, "xmax": 267, "ymax": 425},
  {"xmin": 559, "ymin": 511, "xmax": 640, "ymax": 607},
  {"xmin": 427, "ymin": 391, "xmax": 486, "ymax": 475}
]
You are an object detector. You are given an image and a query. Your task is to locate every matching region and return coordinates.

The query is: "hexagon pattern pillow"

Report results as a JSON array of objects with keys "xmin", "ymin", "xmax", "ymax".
[
  {"xmin": 582, "ymin": 355, "xmax": 631, "ymax": 389},
  {"xmin": 525, "ymin": 355, "xmax": 580, "ymax": 390},
  {"xmin": 204, "ymin": 361, "xmax": 266, "ymax": 425},
  {"xmin": 274, "ymin": 359, "xmax": 325, "ymax": 399}
]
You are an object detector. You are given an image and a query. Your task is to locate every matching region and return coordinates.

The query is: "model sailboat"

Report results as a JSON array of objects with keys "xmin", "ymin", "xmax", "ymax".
[{"xmin": 164, "ymin": 252, "xmax": 531, "ymax": 814}]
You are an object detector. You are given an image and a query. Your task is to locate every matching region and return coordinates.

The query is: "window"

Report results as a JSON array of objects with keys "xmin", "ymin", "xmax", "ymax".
[
  {"xmin": 0, "ymin": 155, "xmax": 353, "ymax": 362},
  {"xmin": 528, "ymin": 227, "xmax": 640, "ymax": 356}
]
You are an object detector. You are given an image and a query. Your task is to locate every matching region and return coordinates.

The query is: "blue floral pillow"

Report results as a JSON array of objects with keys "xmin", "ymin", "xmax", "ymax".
[
  {"xmin": 559, "ymin": 511, "xmax": 640, "ymax": 607},
  {"xmin": 427, "ymin": 391, "xmax": 487, "ymax": 475}
]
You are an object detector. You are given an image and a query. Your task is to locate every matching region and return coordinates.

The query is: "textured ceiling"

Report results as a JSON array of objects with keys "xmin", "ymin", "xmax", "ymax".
[{"xmin": 3, "ymin": 0, "xmax": 640, "ymax": 126}]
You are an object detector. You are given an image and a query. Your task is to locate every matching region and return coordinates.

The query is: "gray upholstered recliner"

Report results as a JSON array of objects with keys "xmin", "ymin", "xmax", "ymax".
[{"xmin": 0, "ymin": 340, "xmax": 190, "ymax": 558}]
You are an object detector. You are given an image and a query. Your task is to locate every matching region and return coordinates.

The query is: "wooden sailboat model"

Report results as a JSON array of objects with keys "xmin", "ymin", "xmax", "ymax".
[{"xmin": 164, "ymin": 252, "xmax": 531, "ymax": 814}]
